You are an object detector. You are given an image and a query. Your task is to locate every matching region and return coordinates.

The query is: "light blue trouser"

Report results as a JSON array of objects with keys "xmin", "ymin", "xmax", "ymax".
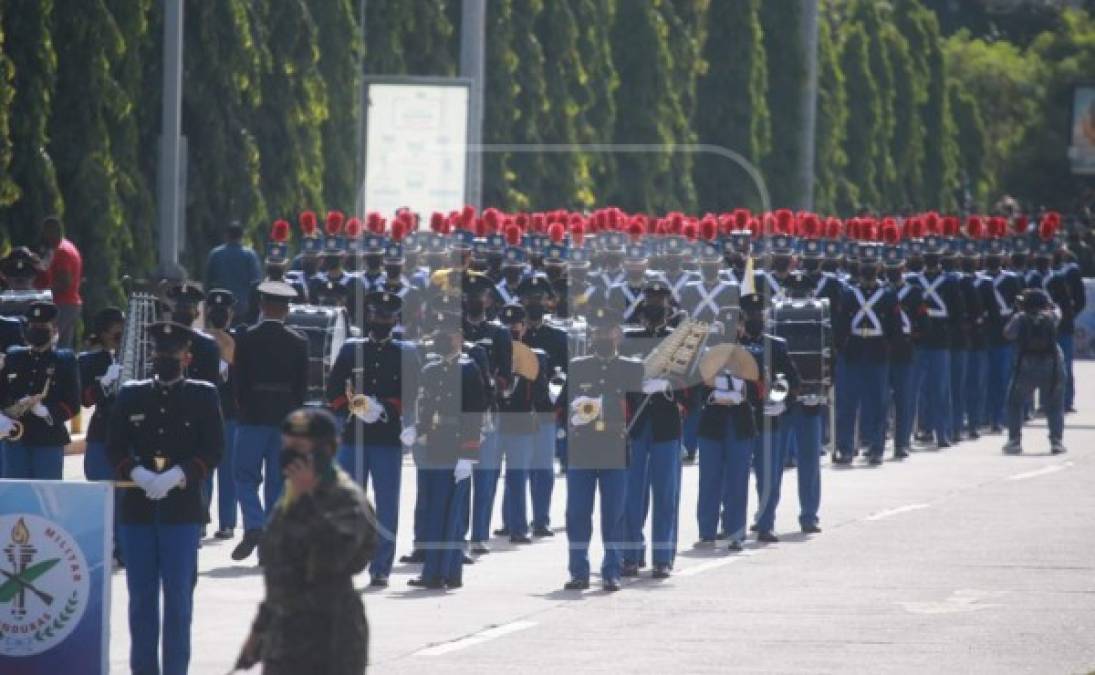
[
  {"xmin": 836, "ymin": 358, "xmax": 890, "ymax": 457},
  {"xmin": 233, "ymin": 424, "xmax": 282, "ymax": 532},
  {"xmin": 338, "ymin": 443, "xmax": 402, "ymax": 578},
  {"xmin": 751, "ymin": 429, "xmax": 786, "ymax": 533},
  {"xmin": 889, "ymin": 359, "xmax": 917, "ymax": 450},
  {"xmin": 949, "ymin": 349, "xmax": 967, "ymax": 439},
  {"xmin": 2, "ymin": 443, "xmax": 63, "ymax": 479},
  {"xmin": 119, "ymin": 522, "xmax": 201, "ymax": 675},
  {"xmin": 530, "ymin": 420, "xmax": 557, "ymax": 530},
  {"xmin": 470, "ymin": 430, "xmax": 501, "ymax": 542},
  {"xmin": 421, "ymin": 468, "xmax": 470, "ymax": 583},
  {"xmin": 917, "ymin": 349, "xmax": 951, "ymax": 444},
  {"xmin": 203, "ymin": 420, "xmax": 238, "ymax": 530},
  {"xmin": 696, "ymin": 425, "xmax": 752, "ymax": 541},
  {"xmin": 985, "ymin": 344, "xmax": 1015, "ymax": 428},
  {"xmin": 566, "ymin": 467, "xmax": 627, "ymax": 582},
  {"xmin": 498, "ymin": 432, "xmax": 534, "ymax": 538},
  {"xmin": 624, "ymin": 423, "xmax": 681, "ymax": 567},
  {"xmin": 682, "ymin": 404, "xmax": 701, "ymax": 455},
  {"xmin": 965, "ymin": 350, "xmax": 987, "ymax": 432},
  {"xmin": 781, "ymin": 407, "xmax": 822, "ymax": 527}
]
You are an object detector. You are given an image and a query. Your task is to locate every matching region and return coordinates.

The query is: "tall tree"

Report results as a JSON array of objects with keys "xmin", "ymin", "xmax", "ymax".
[
  {"xmin": 759, "ymin": 1, "xmax": 810, "ymax": 208},
  {"xmin": 573, "ymin": 0, "xmax": 618, "ymax": 202},
  {"xmin": 48, "ymin": 0, "xmax": 127, "ymax": 312},
  {"xmin": 694, "ymin": 0, "xmax": 770, "ymax": 212},
  {"xmin": 180, "ymin": 0, "xmax": 269, "ymax": 262},
  {"xmin": 886, "ymin": 26, "xmax": 926, "ymax": 210},
  {"xmin": 840, "ymin": 23, "xmax": 881, "ymax": 212},
  {"xmin": 253, "ymin": 0, "xmax": 327, "ymax": 220},
  {"xmin": 307, "ymin": 0, "xmax": 362, "ymax": 210},
  {"xmin": 0, "ymin": 0, "xmax": 63, "ymax": 247},
  {"xmin": 949, "ymin": 81, "xmax": 987, "ymax": 211},
  {"xmin": 0, "ymin": 1, "xmax": 19, "ymax": 215},
  {"xmin": 814, "ymin": 5, "xmax": 851, "ymax": 215},
  {"xmin": 851, "ymin": 0, "xmax": 897, "ymax": 210},
  {"xmin": 509, "ymin": 0, "xmax": 548, "ymax": 209},
  {"xmin": 482, "ymin": 0, "xmax": 523, "ymax": 209},
  {"xmin": 403, "ymin": 0, "xmax": 456, "ymax": 76},
  {"xmin": 656, "ymin": 0, "xmax": 704, "ymax": 212},
  {"xmin": 363, "ymin": 0, "xmax": 412, "ymax": 75},
  {"xmin": 919, "ymin": 7, "xmax": 959, "ymax": 210},
  {"xmin": 536, "ymin": 0, "xmax": 593, "ymax": 208}
]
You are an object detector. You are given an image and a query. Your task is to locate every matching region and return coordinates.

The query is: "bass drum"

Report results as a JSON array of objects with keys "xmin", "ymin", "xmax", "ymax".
[
  {"xmin": 286, "ymin": 304, "xmax": 349, "ymax": 406},
  {"xmin": 768, "ymin": 297, "xmax": 832, "ymax": 403},
  {"xmin": 0, "ymin": 290, "xmax": 52, "ymax": 318}
]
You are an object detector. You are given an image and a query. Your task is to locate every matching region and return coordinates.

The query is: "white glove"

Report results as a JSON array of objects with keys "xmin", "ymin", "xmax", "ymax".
[
  {"xmin": 454, "ymin": 459, "xmax": 474, "ymax": 482},
  {"xmin": 130, "ymin": 467, "xmax": 162, "ymax": 499},
  {"xmin": 0, "ymin": 414, "xmax": 15, "ymax": 436},
  {"xmin": 711, "ymin": 389, "xmax": 744, "ymax": 406},
  {"xmin": 763, "ymin": 401, "xmax": 786, "ymax": 417},
  {"xmin": 218, "ymin": 359, "xmax": 230, "ymax": 380},
  {"xmin": 353, "ymin": 396, "xmax": 384, "ymax": 424},
  {"xmin": 149, "ymin": 466, "xmax": 186, "ymax": 499},
  {"xmin": 100, "ymin": 363, "xmax": 122, "ymax": 387},
  {"xmin": 400, "ymin": 425, "xmax": 417, "ymax": 447},
  {"xmin": 642, "ymin": 378, "xmax": 671, "ymax": 395},
  {"xmin": 31, "ymin": 403, "xmax": 50, "ymax": 420}
]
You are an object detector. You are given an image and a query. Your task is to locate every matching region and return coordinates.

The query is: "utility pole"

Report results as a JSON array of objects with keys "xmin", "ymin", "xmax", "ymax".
[
  {"xmin": 460, "ymin": 0, "xmax": 486, "ymax": 209},
  {"xmin": 799, "ymin": 0, "xmax": 820, "ymax": 211},
  {"xmin": 157, "ymin": 0, "xmax": 185, "ymax": 279}
]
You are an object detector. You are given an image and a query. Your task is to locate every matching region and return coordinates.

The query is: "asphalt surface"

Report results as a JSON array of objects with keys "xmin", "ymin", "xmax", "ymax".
[{"xmin": 74, "ymin": 362, "xmax": 1095, "ymax": 674}]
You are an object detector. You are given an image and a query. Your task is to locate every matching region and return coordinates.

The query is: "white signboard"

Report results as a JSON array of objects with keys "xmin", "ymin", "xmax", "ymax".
[{"xmin": 364, "ymin": 81, "xmax": 469, "ymax": 217}]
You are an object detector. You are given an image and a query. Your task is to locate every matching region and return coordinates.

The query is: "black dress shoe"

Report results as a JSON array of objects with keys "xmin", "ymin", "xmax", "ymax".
[
  {"xmin": 868, "ymin": 455, "xmax": 883, "ymax": 466},
  {"xmin": 445, "ymin": 578, "xmax": 463, "ymax": 589},
  {"xmin": 532, "ymin": 527, "xmax": 555, "ymax": 537},
  {"xmin": 214, "ymin": 528, "xmax": 234, "ymax": 540},
  {"xmin": 727, "ymin": 540, "xmax": 743, "ymax": 552},
  {"xmin": 832, "ymin": 454, "xmax": 853, "ymax": 465},
  {"xmin": 968, "ymin": 429, "xmax": 980, "ymax": 440},
  {"xmin": 757, "ymin": 531, "xmax": 779, "ymax": 543},
  {"xmin": 936, "ymin": 441, "xmax": 952, "ymax": 450},
  {"xmin": 231, "ymin": 530, "xmax": 262, "ymax": 561},
  {"xmin": 370, "ymin": 576, "xmax": 389, "ymax": 588},
  {"xmin": 564, "ymin": 578, "xmax": 590, "ymax": 591},
  {"xmin": 784, "ymin": 457, "xmax": 797, "ymax": 469},
  {"xmin": 510, "ymin": 535, "xmax": 533, "ymax": 544},
  {"xmin": 400, "ymin": 550, "xmax": 426, "ymax": 564},
  {"xmin": 470, "ymin": 542, "xmax": 490, "ymax": 555},
  {"xmin": 603, "ymin": 579, "xmax": 621, "ymax": 592},
  {"xmin": 801, "ymin": 524, "xmax": 822, "ymax": 534},
  {"xmin": 683, "ymin": 451, "xmax": 697, "ymax": 464},
  {"xmin": 408, "ymin": 577, "xmax": 443, "ymax": 589},
  {"xmin": 462, "ymin": 555, "xmax": 476, "ymax": 565},
  {"xmin": 620, "ymin": 563, "xmax": 640, "ymax": 578},
  {"xmin": 652, "ymin": 565, "xmax": 671, "ymax": 579},
  {"xmin": 715, "ymin": 531, "xmax": 729, "ymax": 540},
  {"xmin": 493, "ymin": 528, "xmax": 510, "ymax": 537},
  {"xmin": 201, "ymin": 526, "xmax": 208, "ymax": 539},
  {"xmin": 894, "ymin": 447, "xmax": 910, "ymax": 460},
  {"xmin": 748, "ymin": 523, "xmax": 758, "ymax": 533},
  {"xmin": 989, "ymin": 425, "xmax": 1002, "ymax": 434}
]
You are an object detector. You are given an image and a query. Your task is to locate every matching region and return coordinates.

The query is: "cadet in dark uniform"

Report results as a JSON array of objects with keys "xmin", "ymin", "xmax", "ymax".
[
  {"xmin": 108, "ymin": 321, "xmax": 224, "ymax": 675},
  {"xmin": 166, "ymin": 282, "xmax": 221, "ymax": 387},
  {"xmin": 607, "ymin": 244, "xmax": 653, "ymax": 325},
  {"xmin": 884, "ymin": 244, "xmax": 927, "ymax": 458},
  {"xmin": 327, "ymin": 291, "xmax": 419, "ymax": 588},
  {"xmin": 409, "ymin": 294, "xmax": 489, "ymax": 589},
  {"xmin": 235, "ymin": 408, "xmax": 377, "ymax": 675},
  {"xmin": 380, "ymin": 243, "xmax": 424, "ymax": 340},
  {"xmin": 205, "ymin": 289, "xmax": 240, "ymax": 539},
  {"xmin": 980, "ymin": 226, "xmax": 1022, "ymax": 431},
  {"xmin": 564, "ymin": 303, "xmax": 643, "ymax": 591},
  {"xmin": 232, "ymin": 282, "xmax": 310, "ymax": 561},
  {"xmin": 0, "ymin": 301, "xmax": 80, "ymax": 479}
]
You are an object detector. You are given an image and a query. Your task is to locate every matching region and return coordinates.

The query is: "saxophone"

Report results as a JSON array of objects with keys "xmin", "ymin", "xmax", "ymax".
[{"xmin": 4, "ymin": 372, "xmax": 53, "ymax": 441}]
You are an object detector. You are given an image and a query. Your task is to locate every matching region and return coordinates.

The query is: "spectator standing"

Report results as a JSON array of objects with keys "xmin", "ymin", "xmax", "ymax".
[
  {"xmin": 204, "ymin": 222, "xmax": 262, "ymax": 324},
  {"xmin": 34, "ymin": 217, "xmax": 82, "ymax": 349}
]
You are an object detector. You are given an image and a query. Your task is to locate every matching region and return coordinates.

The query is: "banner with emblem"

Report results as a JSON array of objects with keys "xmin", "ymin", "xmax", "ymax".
[{"xmin": 0, "ymin": 481, "xmax": 111, "ymax": 674}]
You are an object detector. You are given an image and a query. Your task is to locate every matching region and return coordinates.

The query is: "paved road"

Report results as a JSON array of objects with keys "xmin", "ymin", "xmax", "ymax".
[{"xmin": 79, "ymin": 362, "xmax": 1095, "ymax": 674}]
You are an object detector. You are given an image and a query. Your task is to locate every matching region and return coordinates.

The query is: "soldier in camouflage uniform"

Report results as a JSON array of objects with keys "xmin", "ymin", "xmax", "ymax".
[{"xmin": 235, "ymin": 407, "xmax": 377, "ymax": 674}]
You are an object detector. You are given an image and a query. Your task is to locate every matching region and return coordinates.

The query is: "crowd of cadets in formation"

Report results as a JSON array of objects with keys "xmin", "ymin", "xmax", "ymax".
[{"xmin": 0, "ymin": 206, "xmax": 1083, "ymax": 664}]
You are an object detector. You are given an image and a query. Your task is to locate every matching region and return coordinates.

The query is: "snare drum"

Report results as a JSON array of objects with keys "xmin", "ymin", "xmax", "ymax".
[
  {"xmin": 768, "ymin": 298, "xmax": 832, "ymax": 403},
  {"xmin": 286, "ymin": 304, "xmax": 349, "ymax": 406}
]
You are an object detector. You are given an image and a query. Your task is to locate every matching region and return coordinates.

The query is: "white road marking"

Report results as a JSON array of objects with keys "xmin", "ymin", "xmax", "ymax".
[
  {"xmin": 865, "ymin": 503, "xmax": 931, "ymax": 521},
  {"xmin": 676, "ymin": 550, "xmax": 762, "ymax": 577},
  {"xmin": 1006, "ymin": 462, "xmax": 1072, "ymax": 482},
  {"xmin": 898, "ymin": 589, "xmax": 1005, "ymax": 615},
  {"xmin": 414, "ymin": 620, "xmax": 537, "ymax": 656}
]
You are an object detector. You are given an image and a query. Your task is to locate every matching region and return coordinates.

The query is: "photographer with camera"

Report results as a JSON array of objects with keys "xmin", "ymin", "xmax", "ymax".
[{"xmin": 1002, "ymin": 288, "xmax": 1066, "ymax": 455}]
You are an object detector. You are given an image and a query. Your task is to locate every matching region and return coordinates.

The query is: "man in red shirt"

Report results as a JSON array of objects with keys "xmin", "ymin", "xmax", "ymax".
[{"xmin": 35, "ymin": 216, "xmax": 83, "ymax": 349}]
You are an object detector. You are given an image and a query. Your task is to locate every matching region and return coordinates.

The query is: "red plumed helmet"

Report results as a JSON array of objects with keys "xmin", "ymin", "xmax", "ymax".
[
  {"xmin": 514, "ymin": 212, "xmax": 530, "ymax": 231},
  {"xmin": 803, "ymin": 214, "xmax": 821, "ymax": 238},
  {"xmin": 390, "ymin": 218, "xmax": 407, "ymax": 242},
  {"xmin": 548, "ymin": 222, "xmax": 566, "ymax": 243},
  {"xmin": 924, "ymin": 212, "xmax": 941, "ymax": 235},
  {"xmin": 988, "ymin": 216, "xmax": 1007, "ymax": 239},
  {"xmin": 568, "ymin": 213, "xmax": 586, "ymax": 230},
  {"xmin": 699, "ymin": 216, "xmax": 718, "ymax": 241},
  {"xmin": 429, "ymin": 212, "xmax": 446, "ymax": 233},
  {"xmin": 461, "ymin": 205, "xmax": 477, "ymax": 229},
  {"xmin": 1012, "ymin": 214, "xmax": 1029, "ymax": 235},
  {"xmin": 966, "ymin": 216, "xmax": 985, "ymax": 239},
  {"xmin": 682, "ymin": 222, "xmax": 699, "ymax": 241},
  {"xmin": 626, "ymin": 220, "xmax": 645, "ymax": 242},
  {"xmin": 345, "ymin": 217, "xmax": 363, "ymax": 239},
  {"xmin": 325, "ymin": 210, "xmax": 345, "ymax": 236},
  {"xmin": 882, "ymin": 223, "xmax": 900, "ymax": 245},
  {"xmin": 846, "ymin": 218, "xmax": 860, "ymax": 241},
  {"xmin": 366, "ymin": 212, "xmax": 385, "ymax": 235},
  {"xmin": 504, "ymin": 223, "xmax": 522, "ymax": 247},
  {"xmin": 1039, "ymin": 213, "xmax": 1058, "ymax": 240},
  {"xmin": 747, "ymin": 217, "xmax": 762, "ymax": 239},
  {"xmin": 942, "ymin": 216, "xmax": 960, "ymax": 237},
  {"xmin": 299, "ymin": 211, "xmax": 318, "ymax": 237},
  {"xmin": 531, "ymin": 213, "xmax": 547, "ymax": 233},
  {"xmin": 774, "ymin": 209, "xmax": 794, "ymax": 235},
  {"xmin": 825, "ymin": 217, "xmax": 843, "ymax": 239},
  {"xmin": 270, "ymin": 219, "xmax": 290, "ymax": 243},
  {"xmin": 482, "ymin": 208, "xmax": 502, "ymax": 231},
  {"xmin": 570, "ymin": 222, "xmax": 586, "ymax": 247},
  {"xmin": 733, "ymin": 208, "xmax": 751, "ymax": 230}
]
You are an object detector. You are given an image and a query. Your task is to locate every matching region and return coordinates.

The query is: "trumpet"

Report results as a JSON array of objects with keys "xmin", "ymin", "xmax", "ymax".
[
  {"xmin": 345, "ymin": 381, "xmax": 386, "ymax": 423},
  {"xmin": 3, "ymin": 373, "xmax": 53, "ymax": 441},
  {"xmin": 571, "ymin": 396, "xmax": 603, "ymax": 426}
]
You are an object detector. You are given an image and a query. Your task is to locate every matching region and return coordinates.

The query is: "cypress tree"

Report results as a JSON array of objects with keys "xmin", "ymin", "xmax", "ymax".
[
  {"xmin": 253, "ymin": 0, "xmax": 327, "ymax": 220},
  {"xmin": 536, "ymin": 0, "xmax": 593, "ymax": 208},
  {"xmin": 181, "ymin": 0, "xmax": 269, "ymax": 259},
  {"xmin": 949, "ymin": 81, "xmax": 987, "ymax": 210},
  {"xmin": 656, "ymin": 0, "xmax": 703, "ymax": 213},
  {"xmin": 920, "ymin": 10, "xmax": 958, "ymax": 210},
  {"xmin": 307, "ymin": 0, "xmax": 362, "ymax": 210},
  {"xmin": 886, "ymin": 26, "xmax": 926, "ymax": 211},
  {"xmin": 482, "ymin": 0, "xmax": 523, "ymax": 209},
  {"xmin": 851, "ymin": 0, "xmax": 896, "ymax": 210},
  {"xmin": 363, "ymin": 0, "xmax": 412, "ymax": 75},
  {"xmin": 814, "ymin": 6, "xmax": 851, "ymax": 215},
  {"xmin": 573, "ymin": 0, "xmax": 618, "ymax": 202},
  {"xmin": 694, "ymin": 0, "xmax": 770, "ymax": 212},
  {"xmin": 48, "ymin": 0, "xmax": 127, "ymax": 312},
  {"xmin": 840, "ymin": 23, "xmax": 880, "ymax": 212},
  {"xmin": 403, "ymin": 0, "xmax": 456, "ymax": 76},
  {"xmin": 509, "ymin": 0, "xmax": 548, "ymax": 209},
  {"xmin": 0, "ymin": 1, "xmax": 15, "ymax": 213},
  {"xmin": 0, "ymin": 0, "xmax": 63, "ymax": 247},
  {"xmin": 759, "ymin": 0, "xmax": 809, "ymax": 208}
]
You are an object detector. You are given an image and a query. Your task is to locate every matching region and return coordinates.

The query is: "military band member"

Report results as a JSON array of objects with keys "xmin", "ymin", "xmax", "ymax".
[
  {"xmin": 231, "ymin": 281, "xmax": 310, "ymax": 561},
  {"xmin": 564, "ymin": 303, "xmax": 643, "ymax": 591},
  {"xmin": 410, "ymin": 294, "xmax": 489, "ymax": 589},
  {"xmin": 235, "ymin": 408, "xmax": 377, "ymax": 675},
  {"xmin": 495, "ymin": 239, "xmax": 528, "ymax": 307},
  {"xmin": 957, "ymin": 226, "xmax": 988, "ymax": 440},
  {"xmin": 591, "ymin": 232, "xmax": 627, "ymax": 300},
  {"xmin": 608, "ymin": 244, "xmax": 654, "ymax": 325},
  {"xmin": 835, "ymin": 244, "xmax": 901, "ymax": 465},
  {"xmin": 620, "ymin": 280, "xmax": 691, "ymax": 578},
  {"xmin": 205, "ymin": 289, "xmax": 240, "ymax": 538},
  {"xmin": 1054, "ymin": 241, "xmax": 1085, "ymax": 412},
  {"xmin": 380, "ymin": 243, "xmax": 424, "ymax": 339},
  {"xmin": 0, "ymin": 301, "xmax": 79, "ymax": 479},
  {"xmin": 327, "ymin": 291, "xmax": 419, "ymax": 588},
  {"xmin": 108, "ymin": 321, "xmax": 224, "ymax": 675},
  {"xmin": 884, "ymin": 244, "xmax": 927, "ymax": 458},
  {"xmin": 980, "ymin": 225, "xmax": 1022, "ymax": 432},
  {"xmin": 167, "ymin": 282, "xmax": 222, "ymax": 387}
]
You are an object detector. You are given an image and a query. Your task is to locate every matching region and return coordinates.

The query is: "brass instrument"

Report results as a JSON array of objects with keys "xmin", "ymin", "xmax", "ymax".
[
  {"xmin": 3, "ymin": 371, "xmax": 53, "ymax": 442},
  {"xmin": 572, "ymin": 396, "xmax": 603, "ymax": 425},
  {"xmin": 699, "ymin": 343, "xmax": 760, "ymax": 385},
  {"xmin": 345, "ymin": 381, "xmax": 386, "ymax": 422}
]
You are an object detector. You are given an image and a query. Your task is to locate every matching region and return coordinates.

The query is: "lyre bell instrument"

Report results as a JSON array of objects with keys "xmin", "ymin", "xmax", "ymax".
[
  {"xmin": 115, "ymin": 279, "xmax": 162, "ymax": 395},
  {"xmin": 3, "ymin": 367, "xmax": 54, "ymax": 441},
  {"xmin": 642, "ymin": 318, "xmax": 710, "ymax": 380}
]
